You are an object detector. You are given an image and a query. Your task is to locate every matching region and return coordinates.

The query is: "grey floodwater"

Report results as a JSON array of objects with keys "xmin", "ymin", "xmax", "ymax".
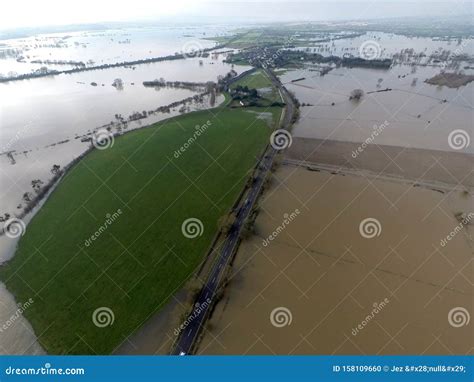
[
  {"xmin": 290, "ymin": 31, "xmax": 474, "ymax": 60},
  {"xmin": 0, "ymin": 25, "xmax": 233, "ymax": 75}
]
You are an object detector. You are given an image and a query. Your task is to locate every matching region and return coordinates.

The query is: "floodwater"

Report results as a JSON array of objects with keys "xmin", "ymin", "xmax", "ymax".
[
  {"xmin": 198, "ymin": 166, "xmax": 473, "ymax": 354},
  {"xmin": 0, "ymin": 27, "xmax": 248, "ymax": 355},
  {"xmin": 197, "ymin": 32, "xmax": 474, "ymax": 355},
  {"xmin": 0, "ymin": 25, "xmax": 232, "ymax": 75},
  {"xmin": 279, "ymin": 64, "xmax": 473, "ymax": 153},
  {"xmin": 286, "ymin": 137, "xmax": 474, "ymax": 187},
  {"xmin": 292, "ymin": 31, "xmax": 474, "ymax": 61},
  {"xmin": 1, "ymin": 28, "xmax": 472, "ymax": 355},
  {"xmin": 0, "ymin": 56, "xmax": 250, "ymax": 224},
  {"xmin": 279, "ymin": 32, "xmax": 474, "ymax": 153}
]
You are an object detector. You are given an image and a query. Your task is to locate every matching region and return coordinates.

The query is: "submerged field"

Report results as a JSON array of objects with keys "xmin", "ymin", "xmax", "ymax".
[
  {"xmin": 0, "ymin": 105, "xmax": 281, "ymax": 354},
  {"xmin": 199, "ymin": 165, "xmax": 473, "ymax": 355}
]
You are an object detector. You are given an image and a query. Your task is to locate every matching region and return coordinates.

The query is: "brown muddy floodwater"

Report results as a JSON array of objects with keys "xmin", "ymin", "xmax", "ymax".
[{"xmin": 198, "ymin": 166, "xmax": 473, "ymax": 354}]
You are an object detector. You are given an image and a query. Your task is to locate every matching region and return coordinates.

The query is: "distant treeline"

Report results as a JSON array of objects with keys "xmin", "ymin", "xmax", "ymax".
[
  {"xmin": 31, "ymin": 59, "xmax": 87, "ymax": 67},
  {"xmin": 341, "ymin": 57, "xmax": 392, "ymax": 69},
  {"xmin": 143, "ymin": 79, "xmax": 210, "ymax": 90},
  {"xmin": 276, "ymin": 51, "xmax": 392, "ymax": 69}
]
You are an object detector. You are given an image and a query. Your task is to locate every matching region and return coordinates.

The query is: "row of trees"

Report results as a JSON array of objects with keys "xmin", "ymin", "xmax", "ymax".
[{"xmin": 21, "ymin": 165, "xmax": 61, "ymax": 204}]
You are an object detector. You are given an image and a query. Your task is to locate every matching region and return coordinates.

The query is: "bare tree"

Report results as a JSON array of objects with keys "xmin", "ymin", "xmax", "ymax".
[
  {"xmin": 0, "ymin": 213, "xmax": 11, "ymax": 222},
  {"xmin": 23, "ymin": 192, "xmax": 32, "ymax": 202},
  {"xmin": 51, "ymin": 164, "xmax": 61, "ymax": 175},
  {"xmin": 350, "ymin": 89, "xmax": 364, "ymax": 101},
  {"xmin": 112, "ymin": 78, "xmax": 124, "ymax": 90},
  {"xmin": 31, "ymin": 179, "xmax": 44, "ymax": 193},
  {"xmin": 218, "ymin": 212, "xmax": 237, "ymax": 234}
]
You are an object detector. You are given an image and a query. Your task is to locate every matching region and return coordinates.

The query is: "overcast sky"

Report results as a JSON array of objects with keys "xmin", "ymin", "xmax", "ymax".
[{"xmin": 1, "ymin": 0, "xmax": 472, "ymax": 30}]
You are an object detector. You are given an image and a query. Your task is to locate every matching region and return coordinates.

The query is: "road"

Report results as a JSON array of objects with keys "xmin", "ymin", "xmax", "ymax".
[{"xmin": 172, "ymin": 68, "xmax": 295, "ymax": 355}]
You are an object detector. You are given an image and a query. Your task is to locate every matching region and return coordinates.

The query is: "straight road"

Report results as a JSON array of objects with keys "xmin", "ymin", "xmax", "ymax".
[{"xmin": 172, "ymin": 68, "xmax": 295, "ymax": 355}]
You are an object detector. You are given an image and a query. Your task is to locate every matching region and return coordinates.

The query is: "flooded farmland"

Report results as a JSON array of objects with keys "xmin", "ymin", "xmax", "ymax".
[
  {"xmin": 197, "ymin": 31, "xmax": 473, "ymax": 355},
  {"xmin": 198, "ymin": 166, "xmax": 473, "ymax": 354},
  {"xmin": 0, "ymin": 25, "xmax": 232, "ymax": 75},
  {"xmin": 279, "ymin": 65, "xmax": 473, "ymax": 153}
]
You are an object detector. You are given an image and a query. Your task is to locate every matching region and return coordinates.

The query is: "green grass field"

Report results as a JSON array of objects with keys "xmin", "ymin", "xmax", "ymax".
[
  {"xmin": 230, "ymin": 69, "xmax": 273, "ymax": 90},
  {"xmin": 209, "ymin": 31, "xmax": 266, "ymax": 49},
  {"xmin": 229, "ymin": 70, "xmax": 282, "ymax": 108},
  {"xmin": 0, "ymin": 106, "xmax": 280, "ymax": 354}
]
